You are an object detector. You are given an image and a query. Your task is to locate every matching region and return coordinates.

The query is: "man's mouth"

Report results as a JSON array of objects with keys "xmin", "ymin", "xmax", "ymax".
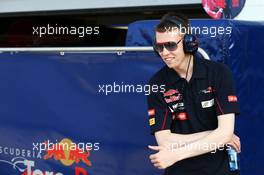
[{"xmin": 164, "ymin": 57, "xmax": 175, "ymax": 61}]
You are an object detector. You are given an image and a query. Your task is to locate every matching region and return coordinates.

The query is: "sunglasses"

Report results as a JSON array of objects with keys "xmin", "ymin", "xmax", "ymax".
[{"xmin": 154, "ymin": 39, "xmax": 182, "ymax": 52}]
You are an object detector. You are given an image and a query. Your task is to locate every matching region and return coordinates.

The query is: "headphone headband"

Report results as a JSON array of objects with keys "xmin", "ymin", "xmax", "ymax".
[{"xmin": 154, "ymin": 16, "xmax": 198, "ymax": 54}]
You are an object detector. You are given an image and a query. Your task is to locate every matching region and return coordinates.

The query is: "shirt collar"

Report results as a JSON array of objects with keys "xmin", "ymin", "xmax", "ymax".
[
  {"xmin": 165, "ymin": 53, "xmax": 207, "ymax": 85},
  {"xmin": 192, "ymin": 53, "xmax": 207, "ymax": 79},
  {"xmin": 166, "ymin": 67, "xmax": 180, "ymax": 85}
]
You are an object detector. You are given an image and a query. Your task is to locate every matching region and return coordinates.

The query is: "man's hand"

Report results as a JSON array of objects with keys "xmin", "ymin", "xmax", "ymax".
[
  {"xmin": 148, "ymin": 145, "xmax": 178, "ymax": 169},
  {"xmin": 148, "ymin": 133, "xmax": 240, "ymax": 170},
  {"xmin": 227, "ymin": 134, "xmax": 241, "ymax": 153}
]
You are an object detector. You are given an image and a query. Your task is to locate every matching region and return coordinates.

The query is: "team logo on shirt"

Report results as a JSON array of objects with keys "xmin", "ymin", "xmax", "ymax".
[
  {"xmin": 172, "ymin": 102, "xmax": 184, "ymax": 110},
  {"xmin": 149, "ymin": 118, "xmax": 155, "ymax": 126},
  {"xmin": 176, "ymin": 112, "xmax": 188, "ymax": 120},
  {"xmin": 164, "ymin": 94, "xmax": 182, "ymax": 103},
  {"xmin": 163, "ymin": 89, "xmax": 182, "ymax": 103},
  {"xmin": 199, "ymin": 86, "xmax": 215, "ymax": 94},
  {"xmin": 228, "ymin": 95, "xmax": 238, "ymax": 102},
  {"xmin": 148, "ymin": 109, "xmax": 155, "ymax": 116},
  {"xmin": 163, "ymin": 89, "xmax": 179, "ymax": 97},
  {"xmin": 201, "ymin": 99, "xmax": 215, "ymax": 108}
]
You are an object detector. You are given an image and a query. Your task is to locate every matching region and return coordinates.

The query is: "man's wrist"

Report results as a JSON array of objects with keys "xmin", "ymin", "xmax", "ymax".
[{"xmin": 171, "ymin": 147, "xmax": 185, "ymax": 162}]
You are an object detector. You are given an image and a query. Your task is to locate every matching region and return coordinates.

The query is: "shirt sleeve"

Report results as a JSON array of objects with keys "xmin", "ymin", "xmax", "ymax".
[
  {"xmin": 147, "ymin": 84, "xmax": 172, "ymax": 135},
  {"xmin": 215, "ymin": 64, "xmax": 240, "ymax": 116}
]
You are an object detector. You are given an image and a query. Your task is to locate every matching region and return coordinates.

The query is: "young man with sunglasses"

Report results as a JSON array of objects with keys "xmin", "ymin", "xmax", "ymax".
[{"xmin": 147, "ymin": 13, "xmax": 240, "ymax": 175}]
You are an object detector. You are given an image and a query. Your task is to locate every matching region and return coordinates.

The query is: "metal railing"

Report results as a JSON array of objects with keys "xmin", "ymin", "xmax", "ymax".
[
  {"xmin": 0, "ymin": 47, "xmax": 210, "ymax": 59},
  {"xmin": 0, "ymin": 47, "xmax": 153, "ymax": 55}
]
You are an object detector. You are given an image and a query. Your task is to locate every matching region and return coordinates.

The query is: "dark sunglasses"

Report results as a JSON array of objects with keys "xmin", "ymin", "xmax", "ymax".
[{"xmin": 153, "ymin": 39, "xmax": 182, "ymax": 52}]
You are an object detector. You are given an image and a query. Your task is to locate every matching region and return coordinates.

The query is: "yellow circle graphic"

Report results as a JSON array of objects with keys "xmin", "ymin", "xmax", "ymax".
[{"xmin": 59, "ymin": 138, "xmax": 74, "ymax": 166}]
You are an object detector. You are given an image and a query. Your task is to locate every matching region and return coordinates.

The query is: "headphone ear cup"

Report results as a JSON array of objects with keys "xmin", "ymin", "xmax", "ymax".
[{"xmin": 183, "ymin": 34, "xmax": 199, "ymax": 54}]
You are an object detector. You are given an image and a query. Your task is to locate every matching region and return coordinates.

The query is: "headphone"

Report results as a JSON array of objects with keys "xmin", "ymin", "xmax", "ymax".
[{"xmin": 153, "ymin": 16, "xmax": 199, "ymax": 54}]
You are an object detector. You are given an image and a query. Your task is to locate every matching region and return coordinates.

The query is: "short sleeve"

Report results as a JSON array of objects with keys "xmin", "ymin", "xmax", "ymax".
[
  {"xmin": 147, "ymin": 86, "xmax": 172, "ymax": 135},
  {"xmin": 215, "ymin": 64, "xmax": 240, "ymax": 116}
]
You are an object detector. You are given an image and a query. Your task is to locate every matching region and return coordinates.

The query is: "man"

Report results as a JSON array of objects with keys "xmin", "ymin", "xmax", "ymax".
[{"xmin": 147, "ymin": 13, "xmax": 241, "ymax": 175}]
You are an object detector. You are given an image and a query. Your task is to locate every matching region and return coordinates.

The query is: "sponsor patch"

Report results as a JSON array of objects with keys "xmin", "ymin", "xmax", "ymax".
[
  {"xmin": 228, "ymin": 95, "xmax": 237, "ymax": 102},
  {"xmin": 201, "ymin": 99, "xmax": 215, "ymax": 108},
  {"xmin": 164, "ymin": 94, "xmax": 182, "ymax": 103},
  {"xmin": 172, "ymin": 102, "xmax": 184, "ymax": 110},
  {"xmin": 149, "ymin": 118, "xmax": 155, "ymax": 126},
  {"xmin": 148, "ymin": 109, "xmax": 155, "ymax": 116},
  {"xmin": 176, "ymin": 112, "xmax": 188, "ymax": 120},
  {"xmin": 199, "ymin": 86, "xmax": 215, "ymax": 94},
  {"xmin": 163, "ymin": 89, "xmax": 179, "ymax": 97}
]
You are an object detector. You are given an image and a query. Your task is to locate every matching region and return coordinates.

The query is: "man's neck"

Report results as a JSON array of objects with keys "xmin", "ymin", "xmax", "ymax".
[{"xmin": 173, "ymin": 54, "xmax": 194, "ymax": 81}]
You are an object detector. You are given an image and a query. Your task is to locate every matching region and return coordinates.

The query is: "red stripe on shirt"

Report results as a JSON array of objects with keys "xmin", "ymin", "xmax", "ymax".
[
  {"xmin": 215, "ymin": 97, "xmax": 224, "ymax": 115},
  {"xmin": 161, "ymin": 109, "xmax": 168, "ymax": 130}
]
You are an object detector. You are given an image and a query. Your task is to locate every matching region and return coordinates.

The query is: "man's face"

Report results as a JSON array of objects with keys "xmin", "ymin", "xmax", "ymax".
[{"xmin": 155, "ymin": 30, "xmax": 186, "ymax": 69}]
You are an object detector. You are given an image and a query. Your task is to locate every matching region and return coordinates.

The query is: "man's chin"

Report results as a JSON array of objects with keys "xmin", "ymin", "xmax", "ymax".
[{"xmin": 166, "ymin": 63, "xmax": 178, "ymax": 69}]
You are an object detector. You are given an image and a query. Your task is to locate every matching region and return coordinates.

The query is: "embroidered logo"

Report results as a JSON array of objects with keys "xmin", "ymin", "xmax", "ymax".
[
  {"xmin": 199, "ymin": 86, "xmax": 215, "ymax": 94},
  {"xmin": 228, "ymin": 95, "xmax": 237, "ymax": 102},
  {"xmin": 149, "ymin": 118, "xmax": 155, "ymax": 126},
  {"xmin": 163, "ymin": 89, "xmax": 182, "ymax": 103},
  {"xmin": 148, "ymin": 109, "xmax": 155, "ymax": 116},
  {"xmin": 163, "ymin": 89, "xmax": 179, "ymax": 97},
  {"xmin": 201, "ymin": 99, "xmax": 215, "ymax": 108},
  {"xmin": 176, "ymin": 112, "xmax": 188, "ymax": 120}
]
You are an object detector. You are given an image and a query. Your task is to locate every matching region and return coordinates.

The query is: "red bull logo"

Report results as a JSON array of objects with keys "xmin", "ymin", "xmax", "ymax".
[
  {"xmin": 163, "ymin": 89, "xmax": 179, "ymax": 97},
  {"xmin": 164, "ymin": 94, "xmax": 182, "ymax": 103},
  {"xmin": 20, "ymin": 138, "xmax": 93, "ymax": 175},
  {"xmin": 43, "ymin": 138, "xmax": 92, "ymax": 167}
]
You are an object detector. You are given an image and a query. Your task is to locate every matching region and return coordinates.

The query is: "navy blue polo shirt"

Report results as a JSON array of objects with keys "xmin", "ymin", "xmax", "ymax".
[{"xmin": 147, "ymin": 53, "xmax": 240, "ymax": 175}]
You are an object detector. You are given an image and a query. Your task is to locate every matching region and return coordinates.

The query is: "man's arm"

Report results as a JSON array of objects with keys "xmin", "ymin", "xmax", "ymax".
[
  {"xmin": 149, "ymin": 113, "xmax": 235, "ymax": 169},
  {"xmin": 177, "ymin": 113, "xmax": 234, "ymax": 159},
  {"xmin": 154, "ymin": 122, "xmax": 240, "ymax": 151},
  {"xmin": 154, "ymin": 129, "xmax": 212, "ymax": 148}
]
